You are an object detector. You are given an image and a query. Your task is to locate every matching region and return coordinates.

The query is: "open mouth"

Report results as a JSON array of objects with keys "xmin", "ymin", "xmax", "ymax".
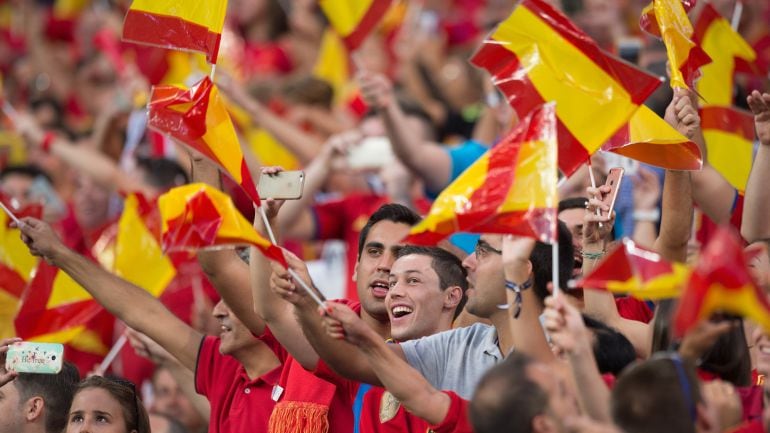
[
  {"xmin": 391, "ymin": 305, "xmax": 414, "ymax": 319},
  {"xmin": 370, "ymin": 280, "xmax": 389, "ymax": 298},
  {"xmin": 759, "ymin": 344, "xmax": 770, "ymax": 355},
  {"xmin": 220, "ymin": 324, "xmax": 232, "ymax": 336}
]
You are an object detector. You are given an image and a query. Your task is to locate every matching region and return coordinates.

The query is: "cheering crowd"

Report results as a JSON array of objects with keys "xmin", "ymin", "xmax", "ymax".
[{"xmin": 1, "ymin": 0, "xmax": 770, "ymax": 432}]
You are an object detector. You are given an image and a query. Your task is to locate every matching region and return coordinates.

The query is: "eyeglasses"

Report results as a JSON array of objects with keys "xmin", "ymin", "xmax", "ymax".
[
  {"xmin": 474, "ymin": 240, "xmax": 502, "ymax": 259},
  {"xmin": 106, "ymin": 376, "xmax": 140, "ymax": 429}
]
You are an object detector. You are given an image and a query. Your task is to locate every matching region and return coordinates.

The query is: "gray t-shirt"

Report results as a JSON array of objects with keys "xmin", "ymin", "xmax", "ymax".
[{"xmin": 400, "ymin": 323, "xmax": 503, "ymax": 399}]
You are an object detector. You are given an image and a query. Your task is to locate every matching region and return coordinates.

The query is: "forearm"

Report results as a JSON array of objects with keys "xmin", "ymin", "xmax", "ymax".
[
  {"xmin": 653, "ymin": 171, "xmax": 692, "ymax": 263},
  {"xmin": 471, "ymin": 106, "xmax": 499, "ymax": 145},
  {"xmin": 567, "ymin": 343, "xmax": 612, "ymax": 422},
  {"xmin": 165, "ymin": 360, "xmax": 211, "ymax": 422},
  {"xmin": 49, "ymin": 138, "xmax": 146, "ymax": 194},
  {"xmin": 297, "ymin": 302, "xmax": 382, "ymax": 384},
  {"xmin": 53, "ymin": 248, "xmax": 201, "ymax": 369},
  {"xmin": 382, "ymin": 102, "xmax": 450, "ymax": 192},
  {"xmin": 505, "ymin": 262, "xmax": 553, "ymax": 363},
  {"xmin": 581, "ymin": 242, "xmax": 620, "ymax": 323},
  {"xmin": 359, "ymin": 336, "xmax": 449, "ymax": 425},
  {"xmin": 632, "ymin": 220, "xmax": 657, "ymax": 248},
  {"xmin": 741, "ymin": 144, "xmax": 770, "ymax": 242},
  {"xmin": 691, "ymin": 165, "xmax": 735, "ymax": 224}
]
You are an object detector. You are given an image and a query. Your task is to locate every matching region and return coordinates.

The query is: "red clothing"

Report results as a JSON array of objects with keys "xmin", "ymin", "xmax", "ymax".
[
  {"xmin": 429, "ymin": 391, "xmax": 474, "ymax": 433},
  {"xmin": 313, "ymin": 193, "xmax": 430, "ymax": 300},
  {"xmin": 195, "ymin": 336, "xmax": 282, "ymax": 433},
  {"xmin": 359, "ymin": 386, "xmax": 432, "ymax": 433},
  {"xmin": 729, "ymin": 420, "xmax": 764, "ymax": 433},
  {"xmin": 616, "ymin": 296, "xmax": 654, "ymax": 323},
  {"xmin": 259, "ymin": 300, "xmax": 362, "ymax": 433}
]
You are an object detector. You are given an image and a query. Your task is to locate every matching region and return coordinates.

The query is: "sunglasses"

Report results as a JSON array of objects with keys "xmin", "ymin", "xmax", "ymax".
[{"xmin": 105, "ymin": 376, "xmax": 140, "ymax": 429}]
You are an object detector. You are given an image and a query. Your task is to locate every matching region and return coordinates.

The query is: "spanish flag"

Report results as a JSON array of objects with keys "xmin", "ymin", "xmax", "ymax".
[
  {"xmin": 673, "ymin": 226, "xmax": 770, "ymax": 336},
  {"xmin": 53, "ymin": 0, "xmax": 91, "ymax": 19},
  {"xmin": 700, "ymin": 106, "xmax": 755, "ymax": 193},
  {"xmin": 470, "ymin": 0, "xmax": 661, "ymax": 176},
  {"xmin": 0, "ymin": 204, "xmax": 38, "ymax": 339},
  {"xmin": 122, "ymin": 0, "xmax": 227, "ymax": 63},
  {"xmin": 407, "ymin": 103, "xmax": 558, "ymax": 245},
  {"xmin": 639, "ymin": 0, "xmax": 695, "ymax": 36},
  {"xmin": 602, "ymin": 105, "xmax": 702, "ymax": 171},
  {"xmin": 158, "ymin": 183, "xmax": 287, "ymax": 267},
  {"xmin": 640, "ymin": 0, "xmax": 711, "ymax": 89},
  {"xmin": 576, "ymin": 239, "xmax": 689, "ymax": 300},
  {"xmin": 148, "ymin": 77, "xmax": 261, "ymax": 205},
  {"xmin": 694, "ymin": 4, "xmax": 761, "ymax": 105},
  {"xmin": 319, "ymin": 0, "xmax": 393, "ymax": 51}
]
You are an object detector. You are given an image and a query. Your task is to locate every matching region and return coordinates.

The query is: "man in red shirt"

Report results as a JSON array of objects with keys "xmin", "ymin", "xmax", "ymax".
[{"xmin": 15, "ymin": 217, "xmax": 282, "ymax": 433}]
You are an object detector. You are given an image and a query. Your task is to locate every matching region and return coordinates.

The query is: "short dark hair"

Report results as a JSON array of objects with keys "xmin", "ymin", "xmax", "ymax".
[
  {"xmin": 0, "ymin": 165, "xmax": 53, "ymax": 185},
  {"xmin": 136, "ymin": 157, "xmax": 189, "ymax": 191},
  {"xmin": 75, "ymin": 376, "xmax": 151, "ymax": 433},
  {"xmin": 583, "ymin": 315, "xmax": 637, "ymax": 376},
  {"xmin": 283, "ymin": 76, "xmax": 334, "ymax": 108},
  {"xmin": 530, "ymin": 221, "xmax": 574, "ymax": 301},
  {"xmin": 15, "ymin": 361, "xmax": 80, "ymax": 433},
  {"xmin": 357, "ymin": 204, "xmax": 421, "ymax": 259},
  {"xmin": 150, "ymin": 412, "xmax": 189, "ymax": 433},
  {"xmin": 394, "ymin": 245, "xmax": 469, "ymax": 319},
  {"xmin": 558, "ymin": 197, "xmax": 588, "ymax": 213},
  {"xmin": 470, "ymin": 352, "xmax": 546, "ymax": 433},
  {"xmin": 611, "ymin": 354, "xmax": 701, "ymax": 433}
]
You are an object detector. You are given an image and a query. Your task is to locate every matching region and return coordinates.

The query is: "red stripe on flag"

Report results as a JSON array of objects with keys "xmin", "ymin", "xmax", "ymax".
[
  {"xmin": 0, "ymin": 263, "xmax": 26, "ymax": 298},
  {"xmin": 679, "ymin": 45, "xmax": 712, "ymax": 89},
  {"xmin": 342, "ymin": 0, "xmax": 393, "ymax": 51},
  {"xmin": 472, "ymin": 42, "xmax": 591, "ymax": 175},
  {"xmin": 693, "ymin": 3, "xmax": 719, "ymax": 43},
  {"xmin": 700, "ymin": 106, "xmax": 755, "ymax": 139},
  {"xmin": 239, "ymin": 159, "xmax": 261, "ymax": 208},
  {"xmin": 123, "ymin": 10, "xmax": 221, "ymax": 63}
]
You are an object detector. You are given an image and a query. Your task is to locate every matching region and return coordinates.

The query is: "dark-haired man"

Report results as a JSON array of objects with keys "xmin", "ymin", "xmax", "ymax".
[{"xmin": 0, "ymin": 338, "xmax": 80, "ymax": 433}]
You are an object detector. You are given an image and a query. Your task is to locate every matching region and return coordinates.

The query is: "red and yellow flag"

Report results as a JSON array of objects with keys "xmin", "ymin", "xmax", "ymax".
[
  {"xmin": 122, "ymin": 0, "xmax": 227, "ymax": 63},
  {"xmin": 576, "ymin": 239, "xmax": 689, "ymax": 300},
  {"xmin": 602, "ymin": 105, "xmax": 702, "ymax": 170},
  {"xmin": 470, "ymin": 0, "xmax": 661, "ymax": 176},
  {"xmin": 700, "ymin": 106, "xmax": 755, "ymax": 193},
  {"xmin": 319, "ymin": 0, "xmax": 393, "ymax": 51},
  {"xmin": 673, "ymin": 226, "xmax": 770, "ymax": 336},
  {"xmin": 158, "ymin": 183, "xmax": 287, "ymax": 267},
  {"xmin": 640, "ymin": 0, "xmax": 711, "ymax": 89},
  {"xmin": 640, "ymin": 0, "xmax": 696, "ymax": 36},
  {"xmin": 53, "ymin": 0, "xmax": 91, "ymax": 19},
  {"xmin": 0, "ymin": 203, "xmax": 38, "ymax": 339},
  {"xmin": 148, "ymin": 77, "xmax": 261, "ymax": 205},
  {"xmin": 406, "ymin": 103, "xmax": 558, "ymax": 245},
  {"xmin": 694, "ymin": 4, "xmax": 761, "ymax": 105}
]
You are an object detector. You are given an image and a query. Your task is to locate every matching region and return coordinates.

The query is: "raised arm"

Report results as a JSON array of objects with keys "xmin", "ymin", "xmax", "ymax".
[
  {"xmin": 741, "ymin": 91, "xmax": 770, "ymax": 242},
  {"xmin": 269, "ymin": 252, "xmax": 390, "ymax": 385},
  {"xmin": 17, "ymin": 218, "xmax": 202, "ymax": 371},
  {"xmin": 251, "ymin": 203, "xmax": 319, "ymax": 369},
  {"xmin": 358, "ymin": 71, "xmax": 453, "ymax": 192},
  {"xmin": 322, "ymin": 302, "xmax": 450, "ymax": 425},
  {"xmin": 191, "ymin": 156, "xmax": 266, "ymax": 336}
]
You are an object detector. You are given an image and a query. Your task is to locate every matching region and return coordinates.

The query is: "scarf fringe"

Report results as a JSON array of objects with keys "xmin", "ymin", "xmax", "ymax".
[{"xmin": 268, "ymin": 401, "xmax": 330, "ymax": 433}]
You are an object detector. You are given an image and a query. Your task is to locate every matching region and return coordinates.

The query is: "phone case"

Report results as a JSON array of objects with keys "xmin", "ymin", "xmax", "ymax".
[
  {"xmin": 602, "ymin": 168, "xmax": 625, "ymax": 217},
  {"xmin": 258, "ymin": 171, "xmax": 305, "ymax": 200},
  {"xmin": 5, "ymin": 342, "xmax": 64, "ymax": 374}
]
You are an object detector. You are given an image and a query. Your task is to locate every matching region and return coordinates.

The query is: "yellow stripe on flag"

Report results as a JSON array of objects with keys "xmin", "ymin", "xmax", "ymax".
[
  {"xmin": 0, "ymin": 212, "xmax": 37, "ymax": 279},
  {"xmin": 703, "ymin": 129, "xmax": 754, "ymax": 193},
  {"xmin": 319, "ymin": 0, "xmax": 375, "ymax": 37},
  {"xmin": 492, "ymin": 6, "xmax": 634, "ymax": 154},
  {"xmin": 46, "ymin": 271, "xmax": 91, "ymax": 309},
  {"xmin": 127, "ymin": 0, "xmax": 227, "ymax": 34},
  {"xmin": 29, "ymin": 326, "xmax": 110, "ymax": 355}
]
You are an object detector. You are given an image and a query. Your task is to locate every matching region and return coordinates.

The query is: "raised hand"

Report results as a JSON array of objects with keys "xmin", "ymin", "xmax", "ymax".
[
  {"xmin": 747, "ymin": 90, "xmax": 770, "ymax": 146},
  {"xmin": 0, "ymin": 338, "xmax": 22, "ymax": 387},
  {"xmin": 664, "ymin": 88, "xmax": 700, "ymax": 139},
  {"xmin": 320, "ymin": 302, "xmax": 378, "ymax": 347},
  {"xmin": 542, "ymin": 295, "xmax": 591, "ymax": 358},
  {"xmin": 357, "ymin": 71, "xmax": 394, "ymax": 111},
  {"xmin": 15, "ymin": 217, "xmax": 67, "ymax": 265},
  {"xmin": 583, "ymin": 186, "xmax": 616, "ymax": 246},
  {"xmin": 269, "ymin": 248, "xmax": 315, "ymax": 306},
  {"xmin": 633, "ymin": 166, "xmax": 662, "ymax": 212}
]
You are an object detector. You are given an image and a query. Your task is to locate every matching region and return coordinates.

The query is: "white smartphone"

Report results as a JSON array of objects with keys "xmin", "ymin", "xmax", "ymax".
[
  {"xmin": 258, "ymin": 171, "xmax": 305, "ymax": 200},
  {"xmin": 347, "ymin": 136, "xmax": 395, "ymax": 170},
  {"xmin": 5, "ymin": 342, "xmax": 64, "ymax": 374}
]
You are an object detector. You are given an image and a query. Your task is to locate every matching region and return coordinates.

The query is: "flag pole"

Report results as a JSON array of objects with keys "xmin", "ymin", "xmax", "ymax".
[
  {"xmin": 552, "ymin": 236, "xmax": 560, "ymax": 297},
  {"xmin": 587, "ymin": 160, "xmax": 603, "ymax": 229},
  {"xmin": 95, "ymin": 333, "xmax": 127, "ymax": 376},
  {"xmin": 731, "ymin": 1, "xmax": 743, "ymax": 30},
  {"xmin": 0, "ymin": 200, "xmax": 21, "ymax": 227},
  {"xmin": 209, "ymin": 64, "xmax": 217, "ymax": 81},
  {"xmin": 258, "ymin": 205, "xmax": 327, "ymax": 309}
]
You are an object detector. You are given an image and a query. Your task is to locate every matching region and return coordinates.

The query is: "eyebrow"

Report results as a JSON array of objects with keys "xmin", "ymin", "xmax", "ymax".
[{"xmin": 364, "ymin": 241, "xmax": 385, "ymax": 250}]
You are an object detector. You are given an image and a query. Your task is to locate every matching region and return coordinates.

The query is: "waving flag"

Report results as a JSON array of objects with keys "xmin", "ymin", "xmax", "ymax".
[
  {"xmin": 640, "ymin": 0, "xmax": 696, "ymax": 36},
  {"xmin": 319, "ymin": 0, "xmax": 393, "ymax": 51},
  {"xmin": 674, "ymin": 226, "xmax": 770, "ymax": 336},
  {"xmin": 576, "ymin": 239, "xmax": 689, "ymax": 300},
  {"xmin": 694, "ymin": 4, "xmax": 761, "ymax": 105},
  {"xmin": 148, "ymin": 77, "xmax": 261, "ymax": 205},
  {"xmin": 54, "ymin": 0, "xmax": 91, "ymax": 19},
  {"xmin": 700, "ymin": 106, "xmax": 755, "ymax": 193},
  {"xmin": 640, "ymin": 0, "xmax": 711, "ymax": 89},
  {"xmin": 407, "ymin": 103, "xmax": 558, "ymax": 245},
  {"xmin": 158, "ymin": 183, "xmax": 287, "ymax": 267},
  {"xmin": 471, "ymin": 0, "xmax": 661, "ymax": 176},
  {"xmin": 122, "ymin": 0, "xmax": 227, "ymax": 63},
  {"xmin": 603, "ymin": 105, "xmax": 702, "ymax": 170}
]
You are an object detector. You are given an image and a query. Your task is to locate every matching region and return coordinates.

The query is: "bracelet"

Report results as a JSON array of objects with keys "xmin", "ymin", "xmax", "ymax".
[
  {"xmin": 581, "ymin": 251, "xmax": 605, "ymax": 260},
  {"xmin": 505, "ymin": 279, "xmax": 532, "ymax": 319},
  {"xmin": 633, "ymin": 208, "xmax": 660, "ymax": 222},
  {"xmin": 41, "ymin": 131, "xmax": 56, "ymax": 154}
]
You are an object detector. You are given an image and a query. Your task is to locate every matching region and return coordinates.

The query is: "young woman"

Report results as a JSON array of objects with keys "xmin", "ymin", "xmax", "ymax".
[{"xmin": 66, "ymin": 376, "xmax": 150, "ymax": 433}]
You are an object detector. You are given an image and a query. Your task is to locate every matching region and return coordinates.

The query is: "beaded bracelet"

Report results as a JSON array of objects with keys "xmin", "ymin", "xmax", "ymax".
[
  {"xmin": 581, "ymin": 251, "xmax": 605, "ymax": 260},
  {"xmin": 505, "ymin": 279, "xmax": 532, "ymax": 319}
]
